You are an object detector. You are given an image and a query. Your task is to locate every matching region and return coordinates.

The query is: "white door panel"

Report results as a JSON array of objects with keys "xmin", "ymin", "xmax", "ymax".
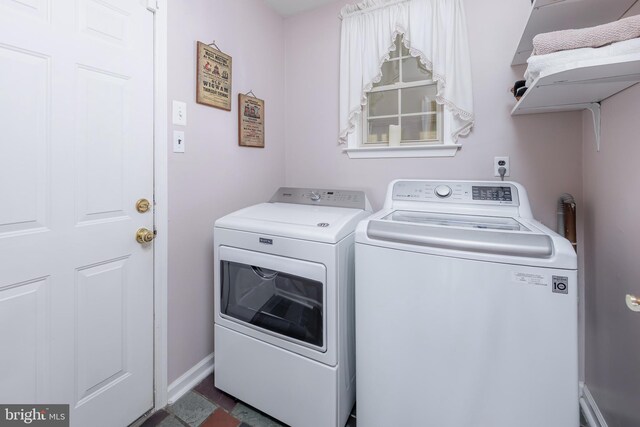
[
  {"xmin": 0, "ymin": 0, "xmax": 50, "ymax": 22},
  {"xmin": 0, "ymin": 44, "xmax": 49, "ymax": 236},
  {"xmin": 0, "ymin": 278, "xmax": 49, "ymax": 403},
  {"xmin": 0, "ymin": 0, "xmax": 155, "ymax": 425},
  {"xmin": 76, "ymin": 66, "xmax": 130, "ymax": 224}
]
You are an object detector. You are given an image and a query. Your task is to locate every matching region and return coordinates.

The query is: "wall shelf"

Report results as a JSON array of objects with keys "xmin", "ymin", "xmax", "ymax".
[
  {"xmin": 512, "ymin": 0, "xmax": 638, "ymax": 65},
  {"xmin": 512, "ymin": 55, "xmax": 640, "ymax": 115},
  {"xmin": 511, "ymin": 54, "xmax": 640, "ymax": 150},
  {"xmin": 510, "ymin": 0, "xmax": 640, "ymax": 150}
]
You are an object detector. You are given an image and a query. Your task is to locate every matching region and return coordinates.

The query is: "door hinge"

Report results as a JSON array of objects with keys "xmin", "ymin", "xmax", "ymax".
[{"xmin": 146, "ymin": 0, "xmax": 159, "ymax": 12}]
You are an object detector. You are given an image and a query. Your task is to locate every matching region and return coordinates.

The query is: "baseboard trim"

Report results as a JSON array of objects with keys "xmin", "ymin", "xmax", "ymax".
[
  {"xmin": 580, "ymin": 383, "xmax": 608, "ymax": 427},
  {"xmin": 167, "ymin": 353, "xmax": 215, "ymax": 405}
]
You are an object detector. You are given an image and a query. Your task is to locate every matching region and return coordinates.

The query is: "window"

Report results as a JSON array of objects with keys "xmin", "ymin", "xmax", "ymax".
[
  {"xmin": 363, "ymin": 35, "xmax": 443, "ymax": 148},
  {"xmin": 339, "ymin": 1, "xmax": 474, "ymax": 158}
]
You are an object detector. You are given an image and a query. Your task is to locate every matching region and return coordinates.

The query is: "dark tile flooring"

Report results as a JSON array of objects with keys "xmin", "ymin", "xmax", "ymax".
[
  {"xmin": 135, "ymin": 373, "xmax": 357, "ymax": 427},
  {"xmin": 135, "ymin": 372, "xmax": 587, "ymax": 427}
]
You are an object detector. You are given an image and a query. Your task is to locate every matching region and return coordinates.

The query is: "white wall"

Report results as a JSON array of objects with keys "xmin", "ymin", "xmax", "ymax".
[
  {"xmin": 283, "ymin": 0, "xmax": 584, "ymax": 228},
  {"xmin": 167, "ymin": 0, "xmax": 286, "ymax": 383}
]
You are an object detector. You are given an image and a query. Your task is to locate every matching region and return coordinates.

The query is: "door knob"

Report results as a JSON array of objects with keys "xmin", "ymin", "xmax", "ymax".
[
  {"xmin": 136, "ymin": 228, "xmax": 155, "ymax": 244},
  {"xmin": 626, "ymin": 294, "xmax": 640, "ymax": 313}
]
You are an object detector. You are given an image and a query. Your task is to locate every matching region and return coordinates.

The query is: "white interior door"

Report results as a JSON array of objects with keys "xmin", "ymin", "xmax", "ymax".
[{"xmin": 0, "ymin": 1, "xmax": 155, "ymax": 426}]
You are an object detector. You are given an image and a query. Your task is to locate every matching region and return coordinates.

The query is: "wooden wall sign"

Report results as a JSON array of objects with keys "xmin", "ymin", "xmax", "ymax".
[
  {"xmin": 196, "ymin": 41, "xmax": 232, "ymax": 110},
  {"xmin": 238, "ymin": 93, "xmax": 265, "ymax": 148}
]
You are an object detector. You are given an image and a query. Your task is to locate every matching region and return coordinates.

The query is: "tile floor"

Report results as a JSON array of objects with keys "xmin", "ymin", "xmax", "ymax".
[
  {"xmin": 134, "ymin": 372, "xmax": 588, "ymax": 427},
  {"xmin": 135, "ymin": 373, "xmax": 357, "ymax": 427}
]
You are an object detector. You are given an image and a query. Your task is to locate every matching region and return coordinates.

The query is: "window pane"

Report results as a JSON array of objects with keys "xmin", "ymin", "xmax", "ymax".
[
  {"xmin": 400, "ymin": 39, "xmax": 410, "ymax": 57},
  {"xmin": 402, "ymin": 57, "xmax": 431, "ymax": 82},
  {"xmin": 367, "ymin": 117, "xmax": 399, "ymax": 143},
  {"xmin": 368, "ymin": 90, "xmax": 398, "ymax": 117},
  {"xmin": 389, "ymin": 34, "xmax": 402, "ymax": 58},
  {"xmin": 401, "ymin": 114, "xmax": 438, "ymax": 141},
  {"xmin": 372, "ymin": 60, "xmax": 399, "ymax": 87},
  {"xmin": 401, "ymin": 85, "xmax": 437, "ymax": 114}
]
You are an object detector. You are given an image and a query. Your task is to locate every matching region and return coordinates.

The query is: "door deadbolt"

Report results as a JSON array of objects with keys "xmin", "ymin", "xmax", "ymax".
[
  {"xmin": 136, "ymin": 198, "xmax": 151, "ymax": 213},
  {"xmin": 136, "ymin": 228, "xmax": 155, "ymax": 244}
]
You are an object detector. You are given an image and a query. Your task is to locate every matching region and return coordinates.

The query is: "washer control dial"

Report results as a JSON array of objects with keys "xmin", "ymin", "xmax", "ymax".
[
  {"xmin": 434, "ymin": 185, "xmax": 452, "ymax": 198},
  {"xmin": 310, "ymin": 191, "xmax": 321, "ymax": 201}
]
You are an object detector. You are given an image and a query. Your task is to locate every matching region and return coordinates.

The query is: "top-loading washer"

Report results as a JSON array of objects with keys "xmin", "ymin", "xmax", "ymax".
[
  {"xmin": 214, "ymin": 187, "xmax": 371, "ymax": 427},
  {"xmin": 355, "ymin": 179, "xmax": 578, "ymax": 427}
]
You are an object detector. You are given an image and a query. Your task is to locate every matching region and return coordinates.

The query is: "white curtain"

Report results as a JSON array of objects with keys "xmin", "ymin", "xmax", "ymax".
[{"xmin": 339, "ymin": 0, "xmax": 474, "ymax": 146}]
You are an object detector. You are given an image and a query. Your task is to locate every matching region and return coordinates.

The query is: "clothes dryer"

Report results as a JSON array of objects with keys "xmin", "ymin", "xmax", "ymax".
[{"xmin": 214, "ymin": 187, "xmax": 371, "ymax": 427}]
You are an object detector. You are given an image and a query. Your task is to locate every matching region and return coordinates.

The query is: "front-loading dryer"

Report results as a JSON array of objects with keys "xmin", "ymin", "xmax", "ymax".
[{"xmin": 213, "ymin": 187, "xmax": 371, "ymax": 427}]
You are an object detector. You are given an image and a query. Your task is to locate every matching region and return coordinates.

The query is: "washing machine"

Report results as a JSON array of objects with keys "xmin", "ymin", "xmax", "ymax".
[
  {"xmin": 213, "ymin": 187, "xmax": 371, "ymax": 427},
  {"xmin": 355, "ymin": 179, "xmax": 578, "ymax": 427}
]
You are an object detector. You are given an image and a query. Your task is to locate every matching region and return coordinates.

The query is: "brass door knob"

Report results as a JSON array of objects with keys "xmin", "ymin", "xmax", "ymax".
[
  {"xmin": 626, "ymin": 294, "xmax": 640, "ymax": 313},
  {"xmin": 136, "ymin": 228, "xmax": 155, "ymax": 244}
]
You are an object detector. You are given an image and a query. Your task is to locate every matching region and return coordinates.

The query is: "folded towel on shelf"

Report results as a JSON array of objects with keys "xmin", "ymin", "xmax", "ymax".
[
  {"xmin": 525, "ymin": 37, "xmax": 640, "ymax": 87},
  {"xmin": 532, "ymin": 14, "xmax": 640, "ymax": 56}
]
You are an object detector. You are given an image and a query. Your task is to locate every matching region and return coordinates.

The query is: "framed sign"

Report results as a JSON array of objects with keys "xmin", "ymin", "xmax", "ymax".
[
  {"xmin": 196, "ymin": 41, "xmax": 232, "ymax": 110},
  {"xmin": 238, "ymin": 93, "xmax": 265, "ymax": 148}
]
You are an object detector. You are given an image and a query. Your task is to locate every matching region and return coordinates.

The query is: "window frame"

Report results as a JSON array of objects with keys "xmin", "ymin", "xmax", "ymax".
[{"xmin": 343, "ymin": 39, "xmax": 461, "ymax": 159}]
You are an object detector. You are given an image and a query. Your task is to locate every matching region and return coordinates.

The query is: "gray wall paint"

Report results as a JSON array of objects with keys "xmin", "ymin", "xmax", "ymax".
[{"xmin": 167, "ymin": 0, "xmax": 286, "ymax": 383}]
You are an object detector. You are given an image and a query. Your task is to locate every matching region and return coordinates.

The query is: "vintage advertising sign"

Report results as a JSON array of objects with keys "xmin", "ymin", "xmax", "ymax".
[
  {"xmin": 238, "ymin": 93, "xmax": 265, "ymax": 148},
  {"xmin": 196, "ymin": 41, "xmax": 232, "ymax": 110}
]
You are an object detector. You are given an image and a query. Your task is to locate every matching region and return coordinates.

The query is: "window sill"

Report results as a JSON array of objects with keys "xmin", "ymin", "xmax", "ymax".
[{"xmin": 343, "ymin": 144, "xmax": 461, "ymax": 159}]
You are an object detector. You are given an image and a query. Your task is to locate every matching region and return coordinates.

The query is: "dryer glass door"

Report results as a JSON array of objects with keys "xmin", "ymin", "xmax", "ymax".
[{"xmin": 220, "ymin": 259, "xmax": 324, "ymax": 348}]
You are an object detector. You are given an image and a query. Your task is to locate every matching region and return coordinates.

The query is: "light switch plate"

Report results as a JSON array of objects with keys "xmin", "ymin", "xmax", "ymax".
[
  {"xmin": 172, "ymin": 101, "xmax": 187, "ymax": 126},
  {"xmin": 173, "ymin": 131, "xmax": 185, "ymax": 153}
]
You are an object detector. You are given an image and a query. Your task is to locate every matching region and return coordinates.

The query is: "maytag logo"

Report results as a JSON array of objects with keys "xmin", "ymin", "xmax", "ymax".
[
  {"xmin": 259, "ymin": 238, "xmax": 273, "ymax": 245},
  {"xmin": 1, "ymin": 405, "xmax": 69, "ymax": 426}
]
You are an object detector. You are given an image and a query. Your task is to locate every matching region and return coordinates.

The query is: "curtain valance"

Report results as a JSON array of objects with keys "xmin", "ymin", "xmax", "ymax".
[{"xmin": 339, "ymin": 0, "xmax": 474, "ymax": 145}]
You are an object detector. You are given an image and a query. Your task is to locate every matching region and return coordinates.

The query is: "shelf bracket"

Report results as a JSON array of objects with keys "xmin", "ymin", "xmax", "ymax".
[{"xmin": 586, "ymin": 103, "xmax": 601, "ymax": 152}]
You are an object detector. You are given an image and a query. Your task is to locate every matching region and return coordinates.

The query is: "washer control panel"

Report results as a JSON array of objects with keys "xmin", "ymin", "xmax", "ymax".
[
  {"xmin": 392, "ymin": 181, "xmax": 519, "ymax": 205},
  {"xmin": 270, "ymin": 187, "xmax": 368, "ymax": 209}
]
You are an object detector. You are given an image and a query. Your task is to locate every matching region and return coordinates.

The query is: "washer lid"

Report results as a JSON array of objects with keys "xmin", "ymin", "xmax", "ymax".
[
  {"xmin": 367, "ymin": 210, "xmax": 554, "ymax": 259},
  {"xmin": 215, "ymin": 202, "xmax": 371, "ymax": 243}
]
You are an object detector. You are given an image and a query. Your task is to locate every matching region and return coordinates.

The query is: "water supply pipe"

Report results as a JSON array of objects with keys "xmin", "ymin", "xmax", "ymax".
[{"xmin": 557, "ymin": 193, "xmax": 577, "ymax": 251}]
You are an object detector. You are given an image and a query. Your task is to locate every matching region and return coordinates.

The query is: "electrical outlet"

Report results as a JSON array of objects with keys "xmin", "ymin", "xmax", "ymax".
[{"xmin": 494, "ymin": 156, "xmax": 510, "ymax": 177}]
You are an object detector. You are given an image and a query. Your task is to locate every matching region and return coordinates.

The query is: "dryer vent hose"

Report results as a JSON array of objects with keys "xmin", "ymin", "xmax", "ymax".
[{"xmin": 557, "ymin": 193, "xmax": 577, "ymax": 251}]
